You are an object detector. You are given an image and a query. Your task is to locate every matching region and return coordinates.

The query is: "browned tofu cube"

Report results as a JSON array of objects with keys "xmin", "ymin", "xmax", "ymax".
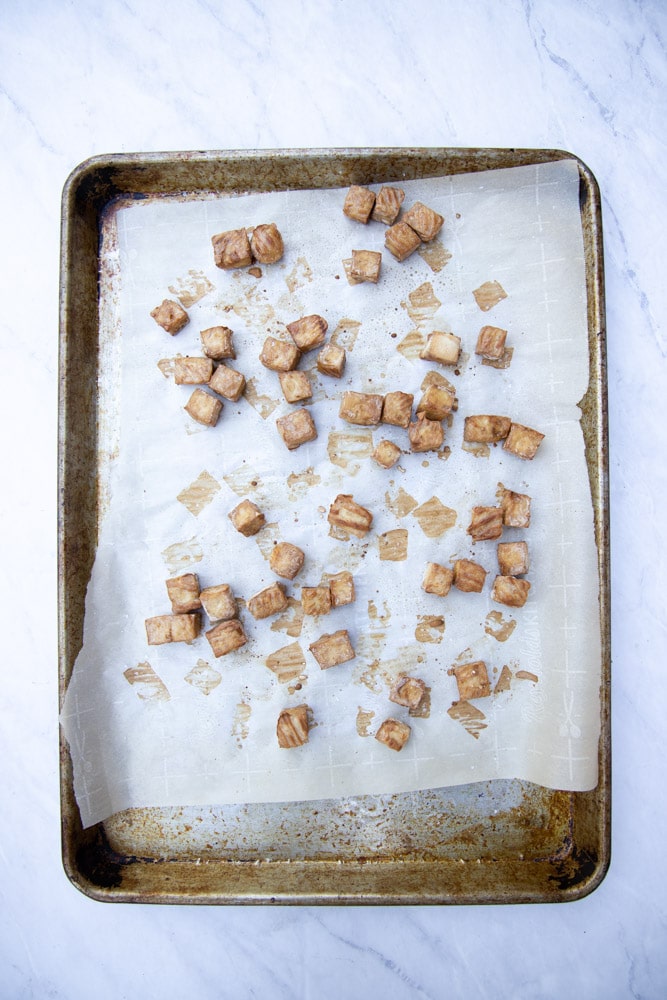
[
  {"xmin": 249, "ymin": 222, "xmax": 284, "ymax": 264},
  {"xmin": 500, "ymin": 487, "xmax": 532, "ymax": 528},
  {"xmin": 212, "ymin": 228, "xmax": 252, "ymax": 269},
  {"xmin": 453, "ymin": 559, "xmax": 487, "ymax": 593},
  {"xmin": 475, "ymin": 325, "xmax": 507, "ymax": 360},
  {"xmin": 375, "ymin": 718, "xmax": 411, "ymax": 751},
  {"xmin": 416, "ymin": 384, "xmax": 456, "ymax": 420},
  {"xmin": 308, "ymin": 629, "xmax": 355, "ymax": 669},
  {"xmin": 316, "ymin": 342, "xmax": 346, "ymax": 378},
  {"xmin": 497, "ymin": 541, "xmax": 529, "ymax": 576},
  {"xmin": 286, "ymin": 314, "xmax": 328, "ymax": 352},
  {"xmin": 371, "ymin": 440, "xmax": 402, "ymax": 469},
  {"xmin": 278, "ymin": 370, "xmax": 312, "ymax": 403},
  {"xmin": 503, "ymin": 423, "xmax": 545, "ymax": 460},
  {"xmin": 382, "ymin": 391, "xmax": 413, "ymax": 428},
  {"xmin": 492, "ymin": 576, "xmax": 531, "ymax": 607},
  {"xmin": 473, "ymin": 280, "xmax": 507, "ymax": 312},
  {"xmin": 200, "ymin": 583, "xmax": 237, "ymax": 622},
  {"xmin": 277, "ymin": 704, "xmax": 310, "ymax": 748},
  {"xmin": 209, "ymin": 364, "xmax": 246, "ymax": 401},
  {"xmin": 269, "ymin": 541, "xmax": 305, "ymax": 580},
  {"xmin": 420, "ymin": 330, "xmax": 461, "ymax": 366},
  {"xmin": 174, "ymin": 357, "xmax": 213, "ymax": 385},
  {"xmin": 385, "ymin": 221, "xmax": 421, "ymax": 261},
  {"xmin": 206, "ymin": 618, "xmax": 248, "ymax": 657},
  {"xmin": 328, "ymin": 494, "xmax": 373, "ymax": 537},
  {"xmin": 467, "ymin": 506, "xmax": 503, "ymax": 542},
  {"xmin": 343, "ymin": 184, "xmax": 375, "ymax": 223},
  {"xmin": 276, "ymin": 408, "xmax": 317, "ymax": 450},
  {"xmin": 145, "ymin": 613, "xmax": 201, "ymax": 645},
  {"xmin": 228, "ymin": 498, "xmax": 266, "ymax": 537},
  {"xmin": 144, "ymin": 614, "xmax": 173, "ymax": 645},
  {"xmin": 328, "ymin": 571, "xmax": 355, "ymax": 607},
  {"xmin": 422, "ymin": 562, "xmax": 454, "ymax": 597},
  {"xmin": 452, "ymin": 661, "xmax": 491, "ymax": 700},
  {"xmin": 184, "ymin": 388, "xmax": 223, "ymax": 427},
  {"xmin": 408, "ymin": 414, "xmax": 444, "ymax": 452},
  {"xmin": 372, "ymin": 185, "xmax": 405, "ymax": 225},
  {"xmin": 259, "ymin": 336, "xmax": 301, "ymax": 372},
  {"xmin": 247, "ymin": 582, "xmax": 288, "ymax": 620},
  {"xmin": 150, "ymin": 299, "xmax": 189, "ymax": 335},
  {"xmin": 463, "ymin": 415, "xmax": 511, "ymax": 443},
  {"xmin": 200, "ymin": 325, "xmax": 235, "ymax": 360},
  {"xmin": 166, "ymin": 573, "xmax": 201, "ymax": 614},
  {"xmin": 339, "ymin": 390, "xmax": 384, "ymax": 426},
  {"xmin": 402, "ymin": 201, "xmax": 444, "ymax": 241},
  {"xmin": 350, "ymin": 249, "xmax": 382, "ymax": 284},
  {"xmin": 389, "ymin": 677, "xmax": 426, "ymax": 711},
  {"xmin": 301, "ymin": 586, "xmax": 332, "ymax": 616}
]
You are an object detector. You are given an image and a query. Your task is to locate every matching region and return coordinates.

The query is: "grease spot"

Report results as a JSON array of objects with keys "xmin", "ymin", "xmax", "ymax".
[
  {"xmin": 265, "ymin": 642, "xmax": 307, "ymax": 683},
  {"xmin": 184, "ymin": 659, "xmax": 222, "ymax": 696},
  {"xmin": 270, "ymin": 597, "xmax": 304, "ymax": 638},
  {"xmin": 415, "ymin": 615, "xmax": 445, "ymax": 644},
  {"xmin": 396, "ymin": 329, "xmax": 426, "ymax": 361},
  {"xmin": 378, "ymin": 528, "xmax": 408, "ymax": 561},
  {"xmin": 417, "ymin": 242, "xmax": 452, "ymax": 273},
  {"xmin": 473, "ymin": 280, "xmax": 507, "ymax": 312},
  {"xmin": 494, "ymin": 664, "xmax": 513, "ymax": 693},
  {"xmin": 384, "ymin": 487, "xmax": 418, "ymax": 518},
  {"xmin": 244, "ymin": 377, "xmax": 280, "ymax": 420},
  {"xmin": 124, "ymin": 662, "xmax": 170, "ymax": 702},
  {"xmin": 485, "ymin": 611, "xmax": 517, "ymax": 642},
  {"xmin": 401, "ymin": 281, "xmax": 442, "ymax": 326},
  {"xmin": 285, "ymin": 255, "xmax": 314, "ymax": 293},
  {"xmin": 162, "ymin": 537, "xmax": 203, "ymax": 576},
  {"xmin": 287, "ymin": 466, "xmax": 321, "ymax": 501},
  {"xmin": 255, "ymin": 522, "xmax": 281, "ymax": 560},
  {"xmin": 356, "ymin": 707, "xmax": 375, "ymax": 737},
  {"xmin": 168, "ymin": 269, "xmax": 214, "ymax": 307},
  {"xmin": 482, "ymin": 346, "xmax": 514, "ymax": 370},
  {"xmin": 447, "ymin": 701, "xmax": 487, "ymax": 738},
  {"xmin": 330, "ymin": 318, "xmax": 362, "ymax": 352},
  {"xmin": 327, "ymin": 430, "xmax": 374, "ymax": 472},
  {"xmin": 516, "ymin": 670, "xmax": 539, "ymax": 683},
  {"xmin": 462, "ymin": 441, "xmax": 491, "ymax": 458},
  {"xmin": 177, "ymin": 470, "xmax": 221, "ymax": 516},
  {"xmin": 412, "ymin": 497, "xmax": 457, "ymax": 538},
  {"xmin": 232, "ymin": 703, "xmax": 252, "ymax": 747}
]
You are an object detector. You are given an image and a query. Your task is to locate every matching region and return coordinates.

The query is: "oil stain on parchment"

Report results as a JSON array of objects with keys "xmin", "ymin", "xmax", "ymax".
[
  {"xmin": 378, "ymin": 528, "xmax": 408, "ymax": 561},
  {"xmin": 331, "ymin": 318, "xmax": 362, "ymax": 352},
  {"xmin": 473, "ymin": 280, "xmax": 507, "ymax": 312},
  {"xmin": 482, "ymin": 347, "xmax": 514, "ymax": 370},
  {"xmin": 485, "ymin": 611, "xmax": 517, "ymax": 642},
  {"xmin": 265, "ymin": 642, "xmax": 306, "ymax": 684},
  {"xmin": 494, "ymin": 664, "xmax": 513, "ymax": 694},
  {"xmin": 177, "ymin": 470, "xmax": 221, "ymax": 516},
  {"xmin": 327, "ymin": 429, "xmax": 374, "ymax": 473},
  {"xmin": 184, "ymin": 659, "xmax": 222, "ymax": 696},
  {"xmin": 401, "ymin": 281, "xmax": 442, "ymax": 327},
  {"xmin": 417, "ymin": 242, "xmax": 452, "ymax": 273},
  {"xmin": 412, "ymin": 497, "xmax": 457, "ymax": 538},
  {"xmin": 255, "ymin": 522, "xmax": 281, "ymax": 560},
  {"xmin": 396, "ymin": 329, "xmax": 426, "ymax": 361},
  {"xmin": 285, "ymin": 255, "xmax": 313, "ymax": 293},
  {"xmin": 356, "ymin": 707, "xmax": 375, "ymax": 737},
  {"xmin": 367, "ymin": 599, "xmax": 392, "ymax": 627},
  {"xmin": 409, "ymin": 687, "xmax": 431, "ymax": 718},
  {"xmin": 227, "ymin": 284, "xmax": 278, "ymax": 331},
  {"xmin": 384, "ymin": 486, "xmax": 418, "ymax": 518},
  {"xmin": 168, "ymin": 269, "xmax": 214, "ymax": 307},
  {"xmin": 162, "ymin": 537, "xmax": 204, "ymax": 576},
  {"xmin": 222, "ymin": 466, "xmax": 266, "ymax": 501},
  {"xmin": 354, "ymin": 641, "xmax": 423, "ymax": 694},
  {"xmin": 516, "ymin": 670, "xmax": 539, "ymax": 683},
  {"xmin": 124, "ymin": 662, "xmax": 170, "ymax": 702},
  {"xmin": 448, "ymin": 701, "xmax": 487, "ymax": 739},
  {"xmin": 415, "ymin": 615, "xmax": 445, "ymax": 644},
  {"xmin": 232, "ymin": 703, "xmax": 252, "ymax": 748},
  {"xmin": 462, "ymin": 441, "xmax": 491, "ymax": 458},
  {"xmin": 287, "ymin": 466, "xmax": 321, "ymax": 501},
  {"xmin": 157, "ymin": 356, "xmax": 178, "ymax": 378},
  {"xmin": 244, "ymin": 377, "xmax": 280, "ymax": 420},
  {"xmin": 270, "ymin": 597, "xmax": 305, "ymax": 638}
]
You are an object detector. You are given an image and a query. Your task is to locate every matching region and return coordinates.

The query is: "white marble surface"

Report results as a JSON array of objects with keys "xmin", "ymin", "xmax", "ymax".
[{"xmin": 1, "ymin": 0, "xmax": 665, "ymax": 996}]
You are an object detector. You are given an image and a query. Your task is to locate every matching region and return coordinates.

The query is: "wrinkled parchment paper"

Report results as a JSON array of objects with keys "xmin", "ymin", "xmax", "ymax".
[{"xmin": 61, "ymin": 159, "xmax": 602, "ymax": 829}]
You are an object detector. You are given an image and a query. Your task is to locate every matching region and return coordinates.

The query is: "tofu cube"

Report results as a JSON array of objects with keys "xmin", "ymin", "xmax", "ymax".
[
  {"xmin": 343, "ymin": 184, "xmax": 376, "ymax": 223},
  {"xmin": 408, "ymin": 415, "xmax": 444, "ymax": 452},
  {"xmin": 475, "ymin": 325, "xmax": 507, "ymax": 360},
  {"xmin": 371, "ymin": 185, "xmax": 405, "ymax": 225},
  {"xmin": 201, "ymin": 325, "xmax": 235, "ymax": 360},
  {"xmin": 269, "ymin": 542, "xmax": 305, "ymax": 580},
  {"xmin": 150, "ymin": 299, "xmax": 189, "ymax": 335},
  {"xmin": 328, "ymin": 571, "xmax": 355, "ymax": 607},
  {"xmin": 184, "ymin": 388, "xmax": 223, "ymax": 427},
  {"xmin": 350, "ymin": 249, "xmax": 382, "ymax": 284},
  {"xmin": 371, "ymin": 440, "xmax": 402, "ymax": 469},
  {"xmin": 503, "ymin": 423, "xmax": 545, "ymax": 460},
  {"xmin": 497, "ymin": 541, "xmax": 529, "ymax": 576},
  {"xmin": 467, "ymin": 506, "xmax": 504, "ymax": 542},
  {"xmin": 174, "ymin": 357, "xmax": 213, "ymax": 385},
  {"xmin": 420, "ymin": 331, "xmax": 461, "ymax": 366},
  {"xmin": 389, "ymin": 677, "xmax": 426, "ymax": 711},
  {"xmin": 145, "ymin": 613, "xmax": 201, "ymax": 645},
  {"xmin": 416, "ymin": 384, "xmax": 456, "ymax": 420},
  {"xmin": 500, "ymin": 487, "xmax": 532, "ymax": 528},
  {"xmin": 301, "ymin": 586, "xmax": 332, "ymax": 616},
  {"xmin": 453, "ymin": 559, "xmax": 487, "ymax": 593},
  {"xmin": 206, "ymin": 618, "xmax": 248, "ymax": 657},
  {"xmin": 209, "ymin": 364, "xmax": 246, "ymax": 401},
  {"xmin": 247, "ymin": 582, "xmax": 288, "ymax": 620},
  {"xmin": 277, "ymin": 705, "xmax": 310, "ymax": 748},
  {"xmin": 165, "ymin": 573, "xmax": 201, "ymax": 614},
  {"xmin": 328, "ymin": 494, "xmax": 373, "ymax": 537},
  {"xmin": 382, "ymin": 391, "xmax": 413, "ymax": 428},
  {"xmin": 308, "ymin": 629, "xmax": 355, "ymax": 669},
  {"xmin": 375, "ymin": 718, "xmax": 411, "ymax": 751},
  {"xmin": 316, "ymin": 342, "xmax": 346, "ymax": 378},
  {"xmin": 211, "ymin": 228, "xmax": 252, "ymax": 269},
  {"xmin": 259, "ymin": 336, "xmax": 301, "ymax": 372},
  {"xmin": 200, "ymin": 583, "xmax": 237, "ymax": 622},
  {"xmin": 286, "ymin": 314, "xmax": 328, "ymax": 352},
  {"xmin": 276, "ymin": 408, "xmax": 317, "ymax": 450},
  {"xmin": 402, "ymin": 201, "xmax": 444, "ymax": 241},
  {"xmin": 385, "ymin": 221, "xmax": 421, "ymax": 261},
  {"xmin": 422, "ymin": 562, "xmax": 454, "ymax": 597},
  {"xmin": 492, "ymin": 575, "xmax": 531, "ymax": 607},
  {"xmin": 452, "ymin": 661, "xmax": 491, "ymax": 700},
  {"xmin": 463, "ymin": 415, "xmax": 511, "ymax": 443},
  {"xmin": 339, "ymin": 390, "xmax": 384, "ymax": 426},
  {"xmin": 278, "ymin": 370, "xmax": 312, "ymax": 403},
  {"xmin": 228, "ymin": 498, "xmax": 266, "ymax": 537},
  {"xmin": 249, "ymin": 222, "xmax": 284, "ymax": 264},
  {"xmin": 144, "ymin": 614, "xmax": 173, "ymax": 645}
]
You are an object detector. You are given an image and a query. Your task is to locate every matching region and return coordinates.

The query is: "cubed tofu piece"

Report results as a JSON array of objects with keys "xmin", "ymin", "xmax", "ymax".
[
  {"xmin": 372, "ymin": 185, "xmax": 405, "ymax": 225},
  {"xmin": 286, "ymin": 314, "xmax": 328, "ymax": 352},
  {"xmin": 503, "ymin": 423, "xmax": 545, "ymax": 460},
  {"xmin": 402, "ymin": 201, "xmax": 444, "ymax": 241},
  {"xmin": 339, "ymin": 390, "xmax": 384, "ymax": 426},
  {"xmin": 249, "ymin": 222, "xmax": 284, "ymax": 264},
  {"xmin": 350, "ymin": 249, "xmax": 382, "ymax": 284},
  {"xmin": 328, "ymin": 494, "xmax": 373, "ymax": 537},
  {"xmin": 277, "ymin": 704, "xmax": 310, "ymax": 748},
  {"xmin": 200, "ymin": 583, "xmax": 237, "ymax": 622},
  {"xmin": 211, "ymin": 228, "xmax": 252, "ymax": 269},
  {"xmin": 184, "ymin": 388, "xmax": 223, "ymax": 427},
  {"xmin": 452, "ymin": 660, "xmax": 491, "ymax": 700},
  {"xmin": 145, "ymin": 613, "xmax": 201, "ymax": 645},
  {"xmin": 492, "ymin": 575, "xmax": 531, "ymax": 608},
  {"xmin": 301, "ymin": 586, "xmax": 332, "ymax": 616},
  {"xmin": 150, "ymin": 299, "xmax": 189, "ymax": 335},
  {"xmin": 375, "ymin": 718, "xmax": 411, "ymax": 751},
  {"xmin": 165, "ymin": 572, "xmax": 201, "ymax": 614},
  {"xmin": 343, "ymin": 184, "xmax": 375, "ymax": 223},
  {"xmin": 385, "ymin": 221, "xmax": 421, "ymax": 261},
  {"xmin": 467, "ymin": 506, "xmax": 503, "ymax": 541},
  {"xmin": 328, "ymin": 571, "xmax": 355, "ymax": 607},
  {"xmin": 278, "ymin": 370, "xmax": 312, "ymax": 403},
  {"xmin": 316, "ymin": 342, "xmax": 346, "ymax": 378},
  {"xmin": 422, "ymin": 562, "xmax": 454, "ymax": 597},
  {"xmin": 389, "ymin": 676, "xmax": 427, "ymax": 711},
  {"xmin": 416, "ymin": 384, "xmax": 456, "ymax": 420},
  {"xmin": 500, "ymin": 486, "xmax": 532, "ymax": 528},
  {"xmin": 497, "ymin": 541, "xmax": 530, "ymax": 577},
  {"xmin": 228, "ymin": 498, "xmax": 266, "ymax": 537},
  {"xmin": 269, "ymin": 542, "xmax": 305, "ymax": 580},
  {"xmin": 309, "ymin": 629, "xmax": 355, "ymax": 669},
  {"xmin": 174, "ymin": 357, "xmax": 213, "ymax": 385},
  {"xmin": 382, "ymin": 390, "xmax": 414, "ymax": 428},
  {"xmin": 247, "ymin": 582, "xmax": 288, "ymax": 620},
  {"xmin": 463, "ymin": 415, "xmax": 511, "ymax": 443},
  {"xmin": 276, "ymin": 408, "xmax": 317, "ymax": 450},
  {"xmin": 206, "ymin": 618, "xmax": 248, "ymax": 657},
  {"xmin": 371, "ymin": 440, "xmax": 402, "ymax": 469},
  {"xmin": 408, "ymin": 414, "xmax": 444, "ymax": 452},
  {"xmin": 475, "ymin": 325, "xmax": 507, "ymax": 360},
  {"xmin": 420, "ymin": 330, "xmax": 461, "ymax": 366},
  {"xmin": 209, "ymin": 364, "xmax": 246, "ymax": 401},
  {"xmin": 453, "ymin": 559, "xmax": 487, "ymax": 593},
  {"xmin": 259, "ymin": 336, "xmax": 301, "ymax": 372},
  {"xmin": 201, "ymin": 325, "xmax": 235, "ymax": 360}
]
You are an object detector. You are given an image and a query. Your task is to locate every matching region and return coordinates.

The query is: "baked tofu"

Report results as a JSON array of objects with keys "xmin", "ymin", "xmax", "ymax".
[
  {"xmin": 381, "ymin": 391, "xmax": 414, "ymax": 428},
  {"xmin": 165, "ymin": 573, "xmax": 201, "ymax": 614},
  {"xmin": 416, "ymin": 384, "xmax": 456, "ymax": 420},
  {"xmin": 385, "ymin": 221, "xmax": 421, "ymax": 261},
  {"xmin": 491, "ymin": 576, "xmax": 531, "ymax": 608},
  {"xmin": 452, "ymin": 660, "xmax": 491, "ymax": 700},
  {"xmin": 277, "ymin": 705, "xmax": 310, "ymax": 748},
  {"xmin": 259, "ymin": 336, "xmax": 301, "ymax": 372},
  {"xmin": 174, "ymin": 357, "xmax": 213, "ymax": 385},
  {"xmin": 199, "ymin": 583, "xmax": 238, "ymax": 622},
  {"xmin": 209, "ymin": 364, "xmax": 246, "ymax": 402},
  {"xmin": 371, "ymin": 185, "xmax": 405, "ymax": 225},
  {"xmin": 269, "ymin": 542, "xmax": 305, "ymax": 580},
  {"xmin": 475, "ymin": 325, "xmax": 507, "ymax": 360},
  {"xmin": 301, "ymin": 586, "xmax": 332, "ymax": 616},
  {"xmin": 145, "ymin": 613, "xmax": 201, "ymax": 645},
  {"xmin": 463, "ymin": 415, "xmax": 511, "ymax": 443},
  {"xmin": 328, "ymin": 571, "xmax": 355, "ymax": 607},
  {"xmin": 453, "ymin": 559, "xmax": 487, "ymax": 593},
  {"xmin": 371, "ymin": 440, "xmax": 402, "ymax": 469},
  {"xmin": 497, "ymin": 541, "xmax": 529, "ymax": 577},
  {"xmin": 420, "ymin": 331, "xmax": 461, "ymax": 366},
  {"xmin": 309, "ymin": 629, "xmax": 355, "ymax": 669},
  {"xmin": 228, "ymin": 499, "xmax": 266, "ymax": 537},
  {"xmin": 328, "ymin": 494, "xmax": 373, "ymax": 537},
  {"xmin": 200, "ymin": 325, "xmax": 235, "ymax": 360},
  {"xmin": 350, "ymin": 249, "xmax": 382, "ymax": 284},
  {"xmin": 422, "ymin": 562, "xmax": 454, "ymax": 597},
  {"xmin": 467, "ymin": 506, "xmax": 503, "ymax": 542},
  {"xmin": 499, "ymin": 486, "xmax": 532, "ymax": 528},
  {"xmin": 247, "ymin": 582, "xmax": 288, "ymax": 620},
  {"xmin": 375, "ymin": 718, "xmax": 411, "ymax": 751},
  {"xmin": 503, "ymin": 423, "xmax": 545, "ymax": 460},
  {"xmin": 343, "ymin": 184, "xmax": 376, "ymax": 223},
  {"xmin": 184, "ymin": 389, "xmax": 223, "ymax": 427},
  {"xmin": 389, "ymin": 677, "xmax": 427, "ymax": 711},
  {"xmin": 286, "ymin": 314, "xmax": 328, "ymax": 352},
  {"xmin": 276, "ymin": 408, "xmax": 317, "ymax": 450},
  {"xmin": 402, "ymin": 201, "xmax": 444, "ymax": 241},
  {"xmin": 278, "ymin": 370, "xmax": 313, "ymax": 404},
  {"xmin": 150, "ymin": 299, "xmax": 189, "ymax": 335},
  {"xmin": 212, "ymin": 228, "xmax": 252, "ymax": 269},
  {"xmin": 249, "ymin": 222, "xmax": 284, "ymax": 264},
  {"xmin": 316, "ymin": 342, "xmax": 346, "ymax": 378},
  {"xmin": 206, "ymin": 618, "xmax": 248, "ymax": 657},
  {"xmin": 339, "ymin": 390, "xmax": 384, "ymax": 426},
  {"xmin": 408, "ymin": 415, "xmax": 444, "ymax": 452}
]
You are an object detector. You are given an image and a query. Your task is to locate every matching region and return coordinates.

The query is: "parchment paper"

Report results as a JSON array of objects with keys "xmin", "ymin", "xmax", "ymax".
[{"xmin": 61, "ymin": 159, "xmax": 602, "ymax": 829}]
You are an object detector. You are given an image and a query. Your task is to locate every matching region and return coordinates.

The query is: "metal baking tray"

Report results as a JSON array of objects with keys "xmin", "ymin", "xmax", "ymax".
[{"xmin": 58, "ymin": 147, "xmax": 609, "ymax": 904}]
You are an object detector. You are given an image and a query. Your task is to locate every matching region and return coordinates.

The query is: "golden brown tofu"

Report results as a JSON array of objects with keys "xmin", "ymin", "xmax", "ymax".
[
  {"xmin": 453, "ymin": 660, "xmax": 491, "ymax": 700},
  {"xmin": 492, "ymin": 575, "xmax": 531, "ymax": 607},
  {"xmin": 422, "ymin": 561, "xmax": 454, "ymax": 597},
  {"xmin": 286, "ymin": 314, "xmax": 328, "ymax": 352},
  {"xmin": 467, "ymin": 506, "xmax": 503, "ymax": 542},
  {"xmin": 174, "ymin": 357, "xmax": 213, "ymax": 385},
  {"xmin": 145, "ymin": 613, "xmax": 201, "ymax": 645},
  {"xmin": 475, "ymin": 325, "xmax": 507, "ymax": 360},
  {"xmin": 500, "ymin": 486, "xmax": 532, "ymax": 528},
  {"xmin": 339, "ymin": 390, "xmax": 384, "ymax": 426},
  {"xmin": 200, "ymin": 325, "xmax": 235, "ymax": 360},
  {"xmin": 416, "ymin": 384, "xmax": 456, "ymax": 420},
  {"xmin": 453, "ymin": 559, "xmax": 487, "ymax": 593},
  {"xmin": 385, "ymin": 221, "xmax": 421, "ymax": 261},
  {"xmin": 463, "ymin": 415, "xmax": 511, "ymax": 443},
  {"xmin": 402, "ymin": 201, "xmax": 444, "ymax": 241},
  {"xmin": 343, "ymin": 184, "xmax": 375, "ymax": 223},
  {"xmin": 206, "ymin": 618, "xmax": 248, "ymax": 657},
  {"xmin": 277, "ymin": 704, "xmax": 310, "ymax": 748},
  {"xmin": 350, "ymin": 249, "xmax": 382, "ymax": 284},
  {"xmin": 497, "ymin": 541, "xmax": 529, "ymax": 577},
  {"xmin": 420, "ymin": 330, "xmax": 461, "ymax": 366},
  {"xmin": 200, "ymin": 583, "xmax": 237, "ymax": 622},
  {"xmin": 328, "ymin": 494, "xmax": 373, "ymax": 537},
  {"xmin": 309, "ymin": 629, "xmax": 355, "ymax": 669},
  {"xmin": 184, "ymin": 388, "xmax": 223, "ymax": 427},
  {"xmin": 278, "ymin": 370, "xmax": 312, "ymax": 403},
  {"xmin": 503, "ymin": 423, "xmax": 545, "ymax": 460},
  {"xmin": 150, "ymin": 299, "xmax": 189, "ymax": 335},
  {"xmin": 211, "ymin": 228, "xmax": 252, "ymax": 269},
  {"xmin": 372, "ymin": 185, "xmax": 405, "ymax": 225},
  {"xmin": 276, "ymin": 408, "xmax": 318, "ymax": 450},
  {"xmin": 328, "ymin": 571, "xmax": 355, "ymax": 607},
  {"xmin": 381, "ymin": 390, "xmax": 414, "ymax": 428},
  {"xmin": 408, "ymin": 414, "xmax": 444, "ymax": 452},
  {"xmin": 389, "ymin": 677, "xmax": 426, "ymax": 711},
  {"xmin": 301, "ymin": 586, "xmax": 332, "ymax": 616},
  {"xmin": 473, "ymin": 280, "xmax": 507, "ymax": 311},
  {"xmin": 247, "ymin": 582, "xmax": 288, "ymax": 620},
  {"xmin": 316, "ymin": 343, "xmax": 345, "ymax": 379},
  {"xmin": 259, "ymin": 336, "xmax": 301, "ymax": 372},
  {"xmin": 269, "ymin": 541, "xmax": 305, "ymax": 580},
  {"xmin": 166, "ymin": 573, "xmax": 201, "ymax": 614},
  {"xmin": 209, "ymin": 364, "xmax": 246, "ymax": 401},
  {"xmin": 249, "ymin": 222, "xmax": 284, "ymax": 264},
  {"xmin": 228, "ymin": 498, "xmax": 266, "ymax": 537},
  {"xmin": 371, "ymin": 439, "xmax": 402, "ymax": 469},
  {"xmin": 375, "ymin": 718, "xmax": 411, "ymax": 751}
]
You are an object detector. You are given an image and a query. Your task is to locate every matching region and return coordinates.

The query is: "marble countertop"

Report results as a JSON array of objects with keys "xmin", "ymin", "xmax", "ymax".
[{"xmin": 2, "ymin": 0, "xmax": 665, "ymax": 996}]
